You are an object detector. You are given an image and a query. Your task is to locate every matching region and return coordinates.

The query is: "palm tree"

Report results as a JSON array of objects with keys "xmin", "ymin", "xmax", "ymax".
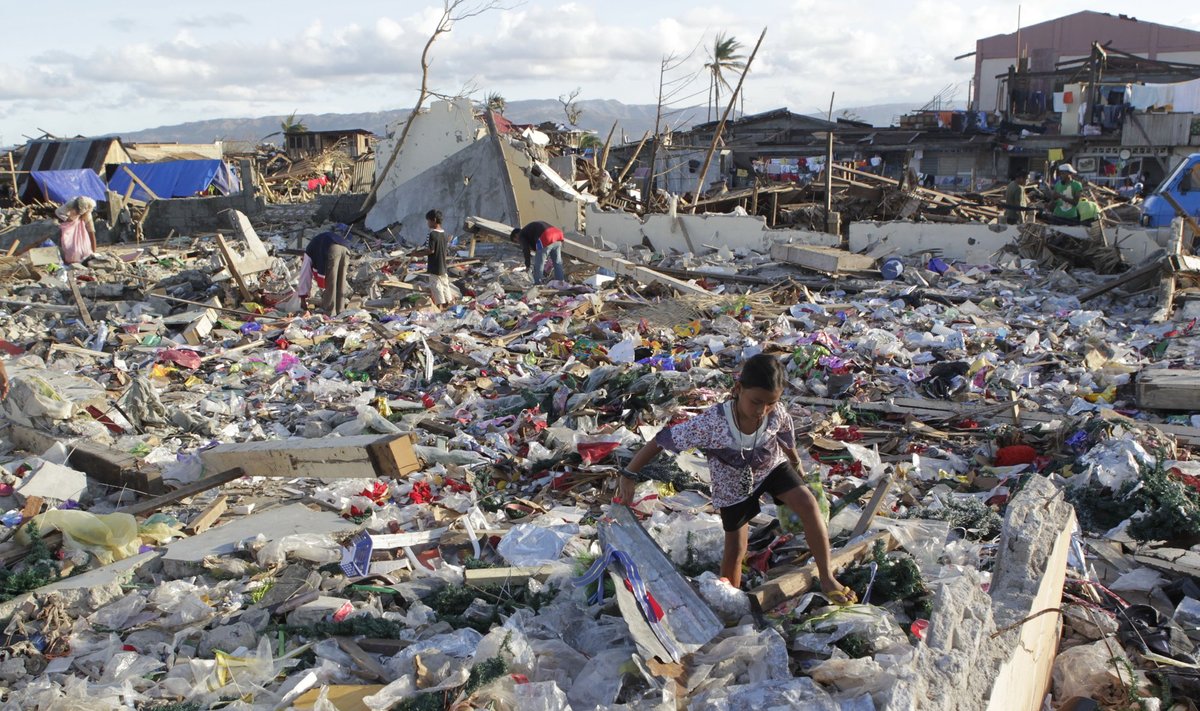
[
  {"xmin": 706, "ymin": 33, "xmax": 745, "ymax": 121},
  {"xmin": 280, "ymin": 111, "xmax": 308, "ymax": 134},
  {"xmin": 485, "ymin": 92, "xmax": 506, "ymax": 114}
]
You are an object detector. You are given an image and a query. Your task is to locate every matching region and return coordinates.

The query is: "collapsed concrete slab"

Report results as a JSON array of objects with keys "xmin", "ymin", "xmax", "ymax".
[
  {"xmin": 848, "ymin": 220, "xmax": 1168, "ymax": 266},
  {"xmin": 884, "ymin": 475, "xmax": 1076, "ymax": 711}
]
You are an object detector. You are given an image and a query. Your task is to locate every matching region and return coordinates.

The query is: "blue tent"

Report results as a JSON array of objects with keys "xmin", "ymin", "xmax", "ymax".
[
  {"xmin": 107, "ymin": 160, "xmax": 241, "ymax": 202},
  {"xmin": 29, "ymin": 169, "xmax": 108, "ymax": 204}
]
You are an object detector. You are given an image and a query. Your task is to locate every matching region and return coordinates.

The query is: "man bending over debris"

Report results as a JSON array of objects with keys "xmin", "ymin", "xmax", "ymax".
[
  {"xmin": 55, "ymin": 196, "xmax": 97, "ymax": 265},
  {"xmin": 511, "ymin": 221, "xmax": 565, "ymax": 285},
  {"xmin": 616, "ymin": 353, "xmax": 855, "ymax": 602},
  {"xmin": 297, "ymin": 223, "xmax": 352, "ymax": 315}
]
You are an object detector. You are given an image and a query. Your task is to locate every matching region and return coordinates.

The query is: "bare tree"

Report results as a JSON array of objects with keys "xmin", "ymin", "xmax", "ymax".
[
  {"xmin": 559, "ymin": 87, "xmax": 583, "ymax": 127},
  {"xmin": 358, "ymin": 0, "xmax": 510, "ymax": 219}
]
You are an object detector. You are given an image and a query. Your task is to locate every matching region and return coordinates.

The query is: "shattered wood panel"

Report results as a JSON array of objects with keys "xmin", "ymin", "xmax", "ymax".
[{"xmin": 598, "ymin": 504, "xmax": 723, "ymax": 655}]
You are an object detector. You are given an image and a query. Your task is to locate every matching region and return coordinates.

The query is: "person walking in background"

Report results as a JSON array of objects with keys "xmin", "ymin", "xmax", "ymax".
[
  {"xmin": 1004, "ymin": 171, "xmax": 1029, "ymax": 225},
  {"xmin": 416, "ymin": 209, "xmax": 459, "ymax": 309}
]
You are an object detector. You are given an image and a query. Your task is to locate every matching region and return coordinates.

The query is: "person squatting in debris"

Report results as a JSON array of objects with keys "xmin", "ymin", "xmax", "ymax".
[
  {"xmin": 413, "ymin": 209, "xmax": 459, "ymax": 310},
  {"xmin": 511, "ymin": 221, "xmax": 566, "ymax": 285},
  {"xmin": 55, "ymin": 196, "xmax": 97, "ymax": 265},
  {"xmin": 1051, "ymin": 163, "xmax": 1084, "ymax": 223},
  {"xmin": 296, "ymin": 223, "xmax": 352, "ymax": 315},
  {"xmin": 616, "ymin": 353, "xmax": 855, "ymax": 602}
]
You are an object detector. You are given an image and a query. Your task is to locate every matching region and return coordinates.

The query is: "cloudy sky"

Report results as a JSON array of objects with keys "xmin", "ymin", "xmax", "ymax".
[{"xmin": 2, "ymin": 0, "xmax": 1198, "ymax": 145}]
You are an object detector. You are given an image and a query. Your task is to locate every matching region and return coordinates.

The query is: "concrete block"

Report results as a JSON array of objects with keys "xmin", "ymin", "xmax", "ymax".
[
  {"xmin": 26, "ymin": 247, "xmax": 61, "ymax": 267},
  {"xmin": 14, "ymin": 460, "xmax": 87, "ymax": 503}
]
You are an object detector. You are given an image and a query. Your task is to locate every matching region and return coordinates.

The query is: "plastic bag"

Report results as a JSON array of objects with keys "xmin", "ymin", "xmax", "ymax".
[
  {"xmin": 697, "ymin": 571, "xmax": 751, "ymax": 623},
  {"xmin": 90, "ymin": 592, "xmax": 148, "ymax": 630},
  {"xmin": 791, "ymin": 604, "xmax": 910, "ymax": 657},
  {"xmin": 691, "ymin": 677, "xmax": 841, "ymax": 711},
  {"xmin": 496, "ymin": 523, "xmax": 577, "ymax": 566},
  {"xmin": 23, "ymin": 510, "xmax": 141, "ymax": 565},
  {"xmin": 256, "ymin": 533, "xmax": 342, "ymax": 568},
  {"xmin": 1052, "ymin": 639, "xmax": 1144, "ymax": 704},
  {"xmin": 3, "ymin": 374, "xmax": 74, "ymax": 424},
  {"xmin": 647, "ymin": 511, "xmax": 724, "ymax": 569},
  {"xmin": 806, "ymin": 656, "xmax": 896, "ymax": 703},
  {"xmin": 869, "ymin": 517, "xmax": 951, "ymax": 580}
]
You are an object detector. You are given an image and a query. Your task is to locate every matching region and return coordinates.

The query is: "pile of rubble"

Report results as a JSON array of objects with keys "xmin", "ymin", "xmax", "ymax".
[{"xmin": 0, "ymin": 192, "xmax": 1196, "ymax": 711}]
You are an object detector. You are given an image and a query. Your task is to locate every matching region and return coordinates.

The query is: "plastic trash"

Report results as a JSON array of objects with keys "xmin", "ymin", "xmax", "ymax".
[
  {"xmin": 880, "ymin": 257, "xmax": 904, "ymax": 280},
  {"xmin": 256, "ymin": 533, "xmax": 343, "ymax": 568},
  {"xmin": 23, "ymin": 510, "xmax": 140, "ymax": 565},
  {"xmin": 697, "ymin": 571, "xmax": 751, "ymax": 623},
  {"xmin": 1052, "ymin": 639, "xmax": 1144, "ymax": 704},
  {"xmin": 791, "ymin": 604, "xmax": 911, "ymax": 657},
  {"xmin": 496, "ymin": 523, "xmax": 577, "ymax": 566}
]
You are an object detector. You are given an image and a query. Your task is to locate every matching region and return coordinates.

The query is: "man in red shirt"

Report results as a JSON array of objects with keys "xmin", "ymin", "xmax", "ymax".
[{"xmin": 511, "ymin": 221, "xmax": 566, "ymax": 285}]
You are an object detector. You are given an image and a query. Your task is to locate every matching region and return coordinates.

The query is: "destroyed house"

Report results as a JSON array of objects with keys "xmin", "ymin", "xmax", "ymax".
[
  {"xmin": 284, "ymin": 128, "xmax": 374, "ymax": 160},
  {"xmin": 15, "ymin": 136, "xmax": 131, "ymax": 203}
]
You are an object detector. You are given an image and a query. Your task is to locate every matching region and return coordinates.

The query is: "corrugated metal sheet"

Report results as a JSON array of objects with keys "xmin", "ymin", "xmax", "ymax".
[
  {"xmin": 16, "ymin": 138, "xmax": 131, "ymax": 202},
  {"xmin": 1123, "ymin": 113, "xmax": 1193, "ymax": 147},
  {"xmin": 350, "ymin": 155, "xmax": 375, "ymax": 193}
]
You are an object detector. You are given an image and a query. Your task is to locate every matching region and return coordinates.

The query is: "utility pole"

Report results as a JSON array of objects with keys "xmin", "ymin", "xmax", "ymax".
[
  {"xmin": 824, "ymin": 92, "xmax": 835, "ymax": 234},
  {"xmin": 642, "ymin": 59, "xmax": 668, "ymax": 214}
]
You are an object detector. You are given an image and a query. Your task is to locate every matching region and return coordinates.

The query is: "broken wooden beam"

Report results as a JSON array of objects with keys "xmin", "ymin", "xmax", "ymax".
[
  {"xmin": 749, "ymin": 530, "xmax": 894, "ymax": 613},
  {"xmin": 199, "ymin": 434, "xmax": 421, "ymax": 480},
  {"xmin": 5, "ymin": 423, "xmax": 163, "ymax": 494}
]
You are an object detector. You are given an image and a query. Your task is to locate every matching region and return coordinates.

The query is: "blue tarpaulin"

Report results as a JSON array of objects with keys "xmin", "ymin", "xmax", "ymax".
[
  {"xmin": 107, "ymin": 160, "xmax": 241, "ymax": 202},
  {"xmin": 30, "ymin": 169, "xmax": 108, "ymax": 204}
]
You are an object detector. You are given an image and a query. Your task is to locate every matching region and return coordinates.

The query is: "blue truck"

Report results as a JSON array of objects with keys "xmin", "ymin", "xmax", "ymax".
[{"xmin": 1141, "ymin": 153, "xmax": 1200, "ymax": 227}]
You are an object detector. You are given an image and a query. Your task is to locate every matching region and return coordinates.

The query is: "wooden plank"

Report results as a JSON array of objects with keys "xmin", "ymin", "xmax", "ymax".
[
  {"xmin": 215, "ymin": 233, "xmax": 253, "ymax": 301},
  {"xmin": 121, "ymin": 164, "xmax": 160, "ymax": 201},
  {"xmin": 770, "ymin": 243, "xmax": 877, "ymax": 274},
  {"xmin": 119, "ymin": 467, "xmax": 245, "ymax": 518},
  {"xmin": 983, "ymin": 509, "xmax": 1075, "ymax": 711},
  {"xmin": 560, "ymin": 238, "xmax": 709, "ymax": 295},
  {"xmin": 463, "ymin": 565, "xmax": 555, "ymax": 587},
  {"xmin": 185, "ymin": 494, "xmax": 228, "ymax": 535},
  {"xmin": 462, "ymin": 215, "xmax": 709, "ymax": 295},
  {"xmin": 1078, "ymin": 259, "xmax": 1164, "ymax": 302},
  {"xmin": 749, "ymin": 531, "xmax": 894, "ymax": 613},
  {"xmin": 200, "ymin": 434, "xmax": 421, "ymax": 480},
  {"xmin": 335, "ymin": 637, "xmax": 390, "ymax": 683},
  {"xmin": 5, "ymin": 423, "xmax": 162, "ymax": 494},
  {"xmin": 850, "ymin": 475, "xmax": 893, "ymax": 539},
  {"xmin": 1136, "ymin": 369, "xmax": 1200, "ymax": 410},
  {"xmin": 66, "ymin": 275, "xmax": 95, "ymax": 327}
]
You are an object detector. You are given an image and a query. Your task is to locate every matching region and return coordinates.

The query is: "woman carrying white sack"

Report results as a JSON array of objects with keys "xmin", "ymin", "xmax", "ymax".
[{"xmin": 55, "ymin": 196, "xmax": 98, "ymax": 265}]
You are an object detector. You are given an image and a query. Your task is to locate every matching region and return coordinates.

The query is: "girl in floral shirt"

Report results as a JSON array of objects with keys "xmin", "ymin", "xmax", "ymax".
[{"xmin": 617, "ymin": 354, "xmax": 853, "ymax": 601}]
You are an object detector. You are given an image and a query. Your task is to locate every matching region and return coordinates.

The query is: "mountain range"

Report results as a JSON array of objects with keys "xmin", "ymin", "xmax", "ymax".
[{"xmin": 114, "ymin": 99, "xmax": 953, "ymax": 146}]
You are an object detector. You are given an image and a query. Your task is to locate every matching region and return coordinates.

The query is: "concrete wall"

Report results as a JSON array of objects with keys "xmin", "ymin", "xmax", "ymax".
[
  {"xmin": 142, "ymin": 193, "xmax": 264, "ymax": 240},
  {"xmin": 504, "ymin": 141, "xmax": 582, "ymax": 232},
  {"xmin": 583, "ymin": 204, "xmax": 840, "ymax": 254},
  {"xmin": 364, "ymin": 136, "xmax": 515, "ymax": 244},
  {"xmin": 373, "ymin": 99, "xmax": 484, "ymax": 201},
  {"xmin": 848, "ymin": 220, "xmax": 1169, "ymax": 266}
]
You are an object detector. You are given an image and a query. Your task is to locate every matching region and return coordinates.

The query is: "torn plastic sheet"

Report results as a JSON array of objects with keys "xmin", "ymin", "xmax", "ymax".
[{"xmin": 497, "ymin": 522, "xmax": 578, "ymax": 566}]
